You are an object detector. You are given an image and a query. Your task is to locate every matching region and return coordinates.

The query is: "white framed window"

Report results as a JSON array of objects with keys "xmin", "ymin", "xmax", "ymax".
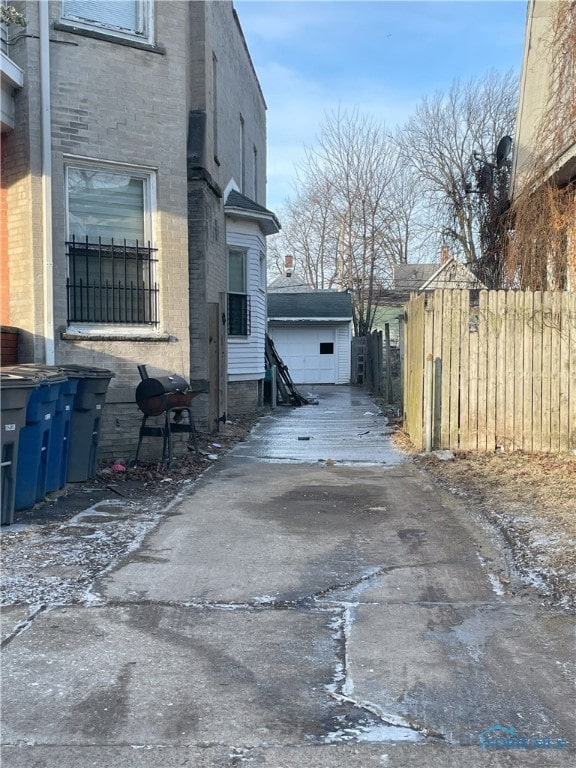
[
  {"xmin": 228, "ymin": 248, "xmax": 250, "ymax": 336},
  {"xmin": 65, "ymin": 162, "xmax": 158, "ymax": 325},
  {"xmin": 61, "ymin": 1, "xmax": 152, "ymax": 44}
]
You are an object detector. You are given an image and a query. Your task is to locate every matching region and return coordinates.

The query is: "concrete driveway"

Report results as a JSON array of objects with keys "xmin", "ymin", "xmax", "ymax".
[{"xmin": 1, "ymin": 386, "xmax": 574, "ymax": 767}]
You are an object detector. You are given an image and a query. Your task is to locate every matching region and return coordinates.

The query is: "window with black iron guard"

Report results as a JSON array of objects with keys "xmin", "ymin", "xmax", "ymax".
[{"xmin": 66, "ymin": 237, "xmax": 159, "ymax": 325}]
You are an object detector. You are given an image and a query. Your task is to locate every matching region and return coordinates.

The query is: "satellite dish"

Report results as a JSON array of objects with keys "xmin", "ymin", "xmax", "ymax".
[{"xmin": 496, "ymin": 135, "xmax": 513, "ymax": 168}]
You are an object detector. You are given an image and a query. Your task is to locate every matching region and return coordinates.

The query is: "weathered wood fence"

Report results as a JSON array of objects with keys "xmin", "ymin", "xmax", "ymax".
[
  {"xmin": 352, "ymin": 327, "xmax": 398, "ymax": 403},
  {"xmin": 404, "ymin": 289, "xmax": 576, "ymax": 453}
]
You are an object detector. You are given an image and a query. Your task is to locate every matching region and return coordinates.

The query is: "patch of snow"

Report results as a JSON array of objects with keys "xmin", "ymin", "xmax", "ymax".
[
  {"xmin": 488, "ymin": 574, "xmax": 505, "ymax": 596},
  {"xmin": 356, "ymin": 723, "xmax": 421, "ymax": 742},
  {"xmin": 433, "ymin": 450, "xmax": 455, "ymax": 461},
  {"xmin": 252, "ymin": 594, "xmax": 278, "ymax": 605}
]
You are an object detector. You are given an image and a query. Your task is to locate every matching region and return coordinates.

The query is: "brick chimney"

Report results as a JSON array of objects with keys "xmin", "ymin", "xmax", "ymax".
[
  {"xmin": 441, "ymin": 244, "xmax": 450, "ymax": 264},
  {"xmin": 285, "ymin": 254, "xmax": 294, "ymax": 277}
]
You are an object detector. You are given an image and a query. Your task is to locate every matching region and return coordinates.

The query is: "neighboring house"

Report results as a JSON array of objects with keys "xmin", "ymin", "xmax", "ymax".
[
  {"xmin": 224, "ymin": 187, "xmax": 279, "ymax": 413},
  {"xmin": 267, "ymin": 291, "xmax": 353, "ymax": 385},
  {"xmin": 267, "ymin": 255, "xmax": 316, "ymax": 293},
  {"xmin": 511, "ymin": 0, "xmax": 576, "ymax": 195},
  {"xmin": 393, "ymin": 257, "xmax": 485, "ymax": 292},
  {"xmin": 1, "ymin": 0, "xmax": 277, "ymax": 459},
  {"xmin": 1, "ymin": 2, "xmax": 24, "ymax": 318},
  {"xmin": 267, "ymin": 271, "xmax": 316, "ymax": 293},
  {"xmin": 510, "ymin": 0, "xmax": 576, "ymax": 290},
  {"xmin": 371, "ymin": 291, "xmax": 411, "ymax": 348},
  {"xmin": 379, "ymin": 257, "xmax": 485, "ymax": 346}
]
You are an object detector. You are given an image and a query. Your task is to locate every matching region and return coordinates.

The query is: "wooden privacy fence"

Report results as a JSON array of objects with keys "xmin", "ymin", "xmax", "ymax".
[{"xmin": 404, "ymin": 289, "xmax": 576, "ymax": 453}]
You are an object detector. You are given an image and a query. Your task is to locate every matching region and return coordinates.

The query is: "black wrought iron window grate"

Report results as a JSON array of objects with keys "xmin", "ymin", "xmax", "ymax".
[
  {"xmin": 228, "ymin": 293, "xmax": 251, "ymax": 336},
  {"xmin": 66, "ymin": 237, "xmax": 159, "ymax": 325}
]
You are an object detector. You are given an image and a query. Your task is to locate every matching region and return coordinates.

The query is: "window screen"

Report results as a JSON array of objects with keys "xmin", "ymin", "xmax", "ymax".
[
  {"xmin": 68, "ymin": 169, "xmax": 146, "ymax": 246},
  {"xmin": 62, "ymin": 1, "xmax": 144, "ymax": 34}
]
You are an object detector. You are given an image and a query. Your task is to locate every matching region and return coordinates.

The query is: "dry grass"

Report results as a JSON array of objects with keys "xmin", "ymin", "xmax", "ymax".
[{"xmin": 393, "ymin": 430, "xmax": 576, "ymax": 610}]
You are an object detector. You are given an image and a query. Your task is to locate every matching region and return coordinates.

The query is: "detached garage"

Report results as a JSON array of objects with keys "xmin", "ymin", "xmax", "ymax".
[{"xmin": 267, "ymin": 291, "xmax": 353, "ymax": 384}]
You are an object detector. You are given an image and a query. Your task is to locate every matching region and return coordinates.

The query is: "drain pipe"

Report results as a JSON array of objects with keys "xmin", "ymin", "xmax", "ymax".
[{"xmin": 39, "ymin": 0, "xmax": 54, "ymax": 364}]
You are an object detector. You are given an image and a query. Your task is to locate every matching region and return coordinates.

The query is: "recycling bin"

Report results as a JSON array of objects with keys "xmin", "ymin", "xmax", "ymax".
[
  {"xmin": 45, "ymin": 374, "xmax": 79, "ymax": 493},
  {"xmin": 57, "ymin": 365, "xmax": 114, "ymax": 482},
  {"xmin": 0, "ymin": 370, "xmax": 38, "ymax": 524},
  {"xmin": 11, "ymin": 366, "xmax": 66, "ymax": 511}
]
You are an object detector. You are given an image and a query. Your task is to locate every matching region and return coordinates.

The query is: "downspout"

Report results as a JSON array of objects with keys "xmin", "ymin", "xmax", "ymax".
[{"xmin": 39, "ymin": 0, "xmax": 54, "ymax": 364}]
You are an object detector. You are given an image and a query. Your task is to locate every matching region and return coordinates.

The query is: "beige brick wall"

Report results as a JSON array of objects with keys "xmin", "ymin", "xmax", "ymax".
[
  {"xmin": 228, "ymin": 379, "xmax": 262, "ymax": 415},
  {"xmin": 5, "ymin": 0, "xmax": 270, "ymax": 460}
]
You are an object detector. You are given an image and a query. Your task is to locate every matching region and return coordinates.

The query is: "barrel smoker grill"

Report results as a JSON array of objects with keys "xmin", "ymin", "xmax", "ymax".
[{"xmin": 134, "ymin": 365, "xmax": 199, "ymax": 464}]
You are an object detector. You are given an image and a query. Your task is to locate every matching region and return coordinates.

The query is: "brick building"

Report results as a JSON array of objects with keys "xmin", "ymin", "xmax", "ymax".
[{"xmin": 1, "ymin": 0, "xmax": 278, "ymax": 460}]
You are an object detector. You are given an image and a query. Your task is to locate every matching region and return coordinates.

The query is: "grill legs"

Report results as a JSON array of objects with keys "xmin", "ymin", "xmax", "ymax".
[{"xmin": 134, "ymin": 407, "xmax": 199, "ymax": 466}]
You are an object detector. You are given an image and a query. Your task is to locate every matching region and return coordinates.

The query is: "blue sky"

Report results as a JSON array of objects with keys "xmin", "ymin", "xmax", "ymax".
[{"xmin": 234, "ymin": 0, "xmax": 529, "ymax": 211}]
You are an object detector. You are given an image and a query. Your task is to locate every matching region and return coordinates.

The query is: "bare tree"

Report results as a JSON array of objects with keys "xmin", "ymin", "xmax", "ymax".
[
  {"xmin": 272, "ymin": 109, "xmax": 404, "ymax": 335},
  {"xmin": 397, "ymin": 70, "xmax": 518, "ymax": 285},
  {"xmin": 268, "ymin": 176, "xmax": 340, "ymax": 289}
]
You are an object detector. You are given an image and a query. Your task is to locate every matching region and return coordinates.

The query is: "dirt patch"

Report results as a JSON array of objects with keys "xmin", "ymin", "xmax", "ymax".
[{"xmin": 392, "ymin": 429, "xmax": 576, "ymax": 611}]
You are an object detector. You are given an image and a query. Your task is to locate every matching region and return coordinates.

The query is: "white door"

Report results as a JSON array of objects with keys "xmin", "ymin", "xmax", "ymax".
[{"xmin": 270, "ymin": 326, "xmax": 337, "ymax": 383}]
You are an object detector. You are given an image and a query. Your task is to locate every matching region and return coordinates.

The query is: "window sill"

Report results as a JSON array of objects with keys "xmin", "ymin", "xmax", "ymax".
[
  {"xmin": 62, "ymin": 329, "xmax": 172, "ymax": 342},
  {"xmin": 53, "ymin": 22, "xmax": 165, "ymax": 54}
]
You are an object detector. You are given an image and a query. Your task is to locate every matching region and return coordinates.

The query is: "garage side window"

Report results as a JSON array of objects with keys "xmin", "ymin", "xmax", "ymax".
[
  {"xmin": 320, "ymin": 342, "xmax": 334, "ymax": 354},
  {"xmin": 228, "ymin": 248, "xmax": 251, "ymax": 336},
  {"xmin": 66, "ymin": 164, "xmax": 158, "ymax": 325}
]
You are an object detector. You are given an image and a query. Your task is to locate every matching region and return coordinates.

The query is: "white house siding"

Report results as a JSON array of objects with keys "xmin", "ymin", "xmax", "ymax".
[
  {"xmin": 226, "ymin": 218, "xmax": 266, "ymax": 382},
  {"xmin": 336, "ymin": 324, "xmax": 352, "ymax": 383}
]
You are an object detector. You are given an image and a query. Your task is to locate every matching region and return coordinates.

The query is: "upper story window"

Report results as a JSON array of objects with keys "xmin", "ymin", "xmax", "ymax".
[
  {"xmin": 61, "ymin": 1, "xmax": 152, "ymax": 43},
  {"xmin": 228, "ymin": 248, "xmax": 251, "ymax": 336}
]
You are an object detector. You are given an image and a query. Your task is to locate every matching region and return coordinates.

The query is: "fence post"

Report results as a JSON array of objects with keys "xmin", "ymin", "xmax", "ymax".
[
  {"xmin": 425, "ymin": 352, "xmax": 434, "ymax": 453},
  {"xmin": 385, "ymin": 323, "xmax": 393, "ymax": 404}
]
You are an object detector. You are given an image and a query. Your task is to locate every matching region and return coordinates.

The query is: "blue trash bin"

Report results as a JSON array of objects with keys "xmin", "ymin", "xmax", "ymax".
[
  {"xmin": 0, "ymin": 370, "xmax": 38, "ymax": 524},
  {"xmin": 57, "ymin": 365, "xmax": 114, "ymax": 482},
  {"xmin": 12, "ymin": 366, "xmax": 66, "ymax": 511},
  {"xmin": 45, "ymin": 375, "xmax": 78, "ymax": 493}
]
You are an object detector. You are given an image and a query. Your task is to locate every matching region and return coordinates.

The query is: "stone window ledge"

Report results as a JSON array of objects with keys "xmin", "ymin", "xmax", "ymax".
[{"xmin": 61, "ymin": 332, "xmax": 172, "ymax": 343}]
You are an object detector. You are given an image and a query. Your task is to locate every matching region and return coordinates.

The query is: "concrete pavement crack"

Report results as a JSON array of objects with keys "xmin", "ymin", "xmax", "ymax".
[
  {"xmin": 328, "ymin": 691, "xmax": 446, "ymax": 741},
  {"xmin": 1, "ymin": 603, "xmax": 48, "ymax": 648}
]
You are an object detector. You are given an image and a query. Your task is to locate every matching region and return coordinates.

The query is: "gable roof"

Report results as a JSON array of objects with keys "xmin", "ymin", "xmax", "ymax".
[
  {"xmin": 393, "ymin": 264, "xmax": 438, "ymax": 290},
  {"xmin": 419, "ymin": 257, "xmax": 486, "ymax": 290},
  {"xmin": 267, "ymin": 271, "xmax": 316, "ymax": 293},
  {"xmin": 268, "ymin": 291, "xmax": 353, "ymax": 321},
  {"xmin": 393, "ymin": 259, "xmax": 485, "ymax": 292},
  {"xmin": 224, "ymin": 189, "xmax": 281, "ymax": 235}
]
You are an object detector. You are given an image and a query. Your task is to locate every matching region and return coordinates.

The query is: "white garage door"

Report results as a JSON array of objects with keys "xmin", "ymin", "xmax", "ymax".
[{"xmin": 270, "ymin": 326, "xmax": 337, "ymax": 384}]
